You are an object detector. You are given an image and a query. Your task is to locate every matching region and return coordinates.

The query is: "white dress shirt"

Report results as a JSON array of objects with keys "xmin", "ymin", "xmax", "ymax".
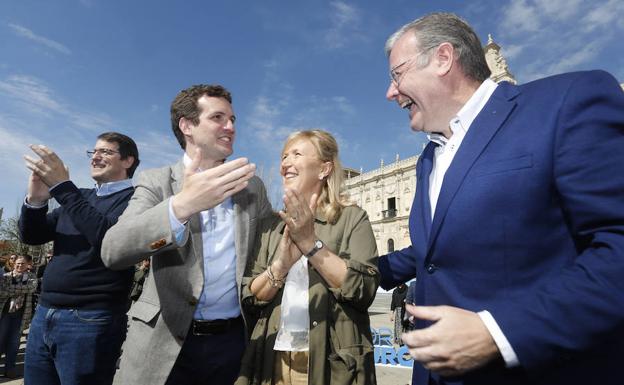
[{"xmin": 427, "ymin": 78, "xmax": 520, "ymax": 367}]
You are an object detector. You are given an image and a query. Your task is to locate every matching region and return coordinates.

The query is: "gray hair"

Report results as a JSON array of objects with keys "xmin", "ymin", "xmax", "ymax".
[{"xmin": 385, "ymin": 12, "xmax": 491, "ymax": 82}]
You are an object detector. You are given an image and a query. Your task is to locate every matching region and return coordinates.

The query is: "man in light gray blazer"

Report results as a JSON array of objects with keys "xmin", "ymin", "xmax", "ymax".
[{"xmin": 101, "ymin": 84, "xmax": 271, "ymax": 385}]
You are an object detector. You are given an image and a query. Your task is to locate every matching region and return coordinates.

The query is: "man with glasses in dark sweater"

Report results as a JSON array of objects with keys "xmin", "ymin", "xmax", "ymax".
[{"xmin": 18, "ymin": 132, "xmax": 139, "ymax": 385}]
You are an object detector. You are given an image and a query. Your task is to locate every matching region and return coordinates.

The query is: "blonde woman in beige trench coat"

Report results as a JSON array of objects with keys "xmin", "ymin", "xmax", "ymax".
[{"xmin": 236, "ymin": 130, "xmax": 379, "ymax": 385}]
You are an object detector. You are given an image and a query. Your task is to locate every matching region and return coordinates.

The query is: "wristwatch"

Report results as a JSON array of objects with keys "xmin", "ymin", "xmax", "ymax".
[{"xmin": 305, "ymin": 239, "xmax": 324, "ymax": 258}]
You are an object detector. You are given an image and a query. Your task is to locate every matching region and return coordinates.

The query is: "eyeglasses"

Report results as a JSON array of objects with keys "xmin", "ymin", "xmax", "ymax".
[
  {"xmin": 86, "ymin": 148, "xmax": 120, "ymax": 158},
  {"xmin": 389, "ymin": 49, "xmax": 431, "ymax": 86}
]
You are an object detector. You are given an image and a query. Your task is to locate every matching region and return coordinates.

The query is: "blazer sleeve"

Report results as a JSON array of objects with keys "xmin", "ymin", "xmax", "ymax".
[
  {"xmin": 378, "ymin": 245, "xmax": 419, "ymax": 291},
  {"xmin": 101, "ymin": 168, "xmax": 179, "ymax": 270},
  {"xmin": 490, "ymin": 71, "xmax": 624, "ymax": 373}
]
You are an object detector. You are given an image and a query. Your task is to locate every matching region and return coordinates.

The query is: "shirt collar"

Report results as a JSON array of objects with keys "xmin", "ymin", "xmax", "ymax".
[
  {"xmin": 183, "ymin": 153, "xmax": 193, "ymax": 168},
  {"xmin": 452, "ymin": 78, "xmax": 498, "ymax": 136},
  {"xmin": 95, "ymin": 179, "xmax": 133, "ymax": 197},
  {"xmin": 427, "ymin": 133, "xmax": 448, "ymax": 147},
  {"xmin": 427, "ymin": 78, "xmax": 498, "ymax": 147}
]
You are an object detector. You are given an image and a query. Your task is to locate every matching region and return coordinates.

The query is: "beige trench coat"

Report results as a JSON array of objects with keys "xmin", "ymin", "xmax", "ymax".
[{"xmin": 236, "ymin": 206, "xmax": 379, "ymax": 385}]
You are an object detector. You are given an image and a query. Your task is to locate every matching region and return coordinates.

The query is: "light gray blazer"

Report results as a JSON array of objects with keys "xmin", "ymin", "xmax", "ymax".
[{"xmin": 101, "ymin": 159, "xmax": 271, "ymax": 385}]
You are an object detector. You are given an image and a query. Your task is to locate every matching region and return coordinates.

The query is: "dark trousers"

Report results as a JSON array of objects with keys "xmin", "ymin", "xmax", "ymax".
[
  {"xmin": 0, "ymin": 308, "xmax": 24, "ymax": 372},
  {"xmin": 165, "ymin": 319, "xmax": 245, "ymax": 385}
]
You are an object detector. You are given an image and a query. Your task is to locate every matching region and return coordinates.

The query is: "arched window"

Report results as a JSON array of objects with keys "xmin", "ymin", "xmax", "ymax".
[{"xmin": 387, "ymin": 238, "xmax": 395, "ymax": 252}]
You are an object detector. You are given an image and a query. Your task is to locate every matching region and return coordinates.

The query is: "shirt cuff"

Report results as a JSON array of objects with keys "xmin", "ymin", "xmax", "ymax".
[
  {"xmin": 23, "ymin": 196, "xmax": 48, "ymax": 209},
  {"xmin": 168, "ymin": 198, "xmax": 187, "ymax": 244},
  {"xmin": 477, "ymin": 310, "xmax": 520, "ymax": 367}
]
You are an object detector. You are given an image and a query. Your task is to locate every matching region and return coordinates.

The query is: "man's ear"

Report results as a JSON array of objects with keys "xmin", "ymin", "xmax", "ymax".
[
  {"xmin": 122, "ymin": 156, "xmax": 135, "ymax": 172},
  {"xmin": 179, "ymin": 117, "xmax": 192, "ymax": 136},
  {"xmin": 434, "ymin": 42, "xmax": 454, "ymax": 76}
]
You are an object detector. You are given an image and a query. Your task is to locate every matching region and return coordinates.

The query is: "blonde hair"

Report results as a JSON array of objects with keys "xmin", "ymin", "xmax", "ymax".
[{"xmin": 282, "ymin": 130, "xmax": 351, "ymax": 224}]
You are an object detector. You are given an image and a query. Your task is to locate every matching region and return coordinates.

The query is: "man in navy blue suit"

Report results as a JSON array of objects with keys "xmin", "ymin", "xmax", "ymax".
[{"xmin": 379, "ymin": 12, "xmax": 624, "ymax": 385}]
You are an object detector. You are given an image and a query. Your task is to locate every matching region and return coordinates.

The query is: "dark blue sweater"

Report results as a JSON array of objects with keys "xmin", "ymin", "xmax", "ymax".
[{"xmin": 19, "ymin": 181, "xmax": 134, "ymax": 311}]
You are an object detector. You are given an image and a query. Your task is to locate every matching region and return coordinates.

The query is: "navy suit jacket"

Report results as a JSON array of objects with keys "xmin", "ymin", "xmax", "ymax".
[{"xmin": 379, "ymin": 70, "xmax": 624, "ymax": 385}]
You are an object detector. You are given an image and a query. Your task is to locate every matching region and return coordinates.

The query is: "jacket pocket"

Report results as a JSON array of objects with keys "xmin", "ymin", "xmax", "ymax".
[
  {"xmin": 473, "ymin": 154, "xmax": 533, "ymax": 177},
  {"xmin": 329, "ymin": 344, "xmax": 375, "ymax": 385},
  {"xmin": 127, "ymin": 300, "xmax": 160, "ymax": 325}
]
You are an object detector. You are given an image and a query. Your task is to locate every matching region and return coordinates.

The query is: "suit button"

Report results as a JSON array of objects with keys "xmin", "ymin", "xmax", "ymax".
[
  {"xmin": 426, "ymin": 264, "xmax": 437, "ymax": 274},
  {"xmin": 312, "ymin": 321, "xmax": 318, "ymax": 327},
  {"xmin": 188, "ymin": 297, "xmax": 198, "ymax": 306}
]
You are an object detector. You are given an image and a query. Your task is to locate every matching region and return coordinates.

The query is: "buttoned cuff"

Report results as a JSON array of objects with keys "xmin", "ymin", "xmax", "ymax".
[
  {"xmin": 23, "ymin": 196, "xmax": 48, "ymax": 209},
  {"xmin": 478, "ymin": 310, "xmax": 520, "ymax": 367},
  {"xmin": 168, "ymin": 198, "xmax": 188, "ymax": 245}
]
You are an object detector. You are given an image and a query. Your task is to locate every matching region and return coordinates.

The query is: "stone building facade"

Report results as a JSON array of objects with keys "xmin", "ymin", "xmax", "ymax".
[{"xmin": 344, "ymin": 155, "xmax": 419, "ymax": 255}]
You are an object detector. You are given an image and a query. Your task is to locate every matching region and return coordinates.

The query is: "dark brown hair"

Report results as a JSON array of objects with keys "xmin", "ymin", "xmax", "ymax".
[{"xmin": 170, "ymin": 84, "xmax": 232, "ymax": 149}]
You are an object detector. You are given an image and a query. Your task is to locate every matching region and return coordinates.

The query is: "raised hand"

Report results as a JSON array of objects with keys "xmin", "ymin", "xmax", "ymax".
[
  {"xmin": 278, "ymin": 190, "xmax": 318, "ymax": 253},
  {"xmin": 26, "ymin": 171, "xmax": 51, "ymax": 206},
  {"xmin": 24, "ymin": 144, "xmax": 70, "ymax": 187},
  {"xmin": 171, "ymin": 148, "xmax": 256, "ymax": 222},
  {"xmin": 271, "ymin": 227, "xmax": 303, "ymax": 278},
  {"xmin": 401, "ymin": 304, "xmax": 500, "ymax": 376}
]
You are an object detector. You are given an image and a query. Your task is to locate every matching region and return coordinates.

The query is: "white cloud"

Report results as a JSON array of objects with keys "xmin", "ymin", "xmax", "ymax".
[
  {"xmin": 581, "ymin": 0, "xmax": 624, "ymax": 32},
  {"xmin": 322, "ymin": 1, "xmax": 364, "ymax": 50},
  {"xmin": 133, "ymin": 131, "xmax": 181, "ymax": 170},
  {"xmin": 496, "ymin": 0, "xmax": 624, "ymax": 82},
  {"xmin": 501, "ymin": 0, "xmax": 541, "ymax": 33},
  {"xmin": 0, "ymin": 74, "xmax": 116, "ymax": 134},
  {"xmin": 500, "ymin": 44, "xmax": 525, "ymax": 61},
  {"xmin": 534, "ymin": 0, "xmax": 582, "ymax": 20},
  {"xmin": 0, "ymin": 75, "xmax": 64, "ymax": 115},
  {"xmin": 8, "ymin": 23, "xmax": 71, "ymax": 55},
  {"xmin": 247, "ymin": 95, "xmax": 290, "ymax": 143},
  {"xmin": 501, "ymin": 0, "xmax": 583, "ymax": 35},
  {"xmin": 544, "ymin": 33, "xmax": 611, "ymax": 75}
]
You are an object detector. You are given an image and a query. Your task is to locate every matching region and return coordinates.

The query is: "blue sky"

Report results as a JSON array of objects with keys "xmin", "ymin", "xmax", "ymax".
[{"xmin": 1, "ymin": 0, "xmax": 623, "ymax": 218}]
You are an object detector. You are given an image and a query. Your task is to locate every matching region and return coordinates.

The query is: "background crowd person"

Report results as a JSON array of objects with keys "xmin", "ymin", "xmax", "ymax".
[
  {"xmin": 378, "ymin": 12, "xmax": 624, "ymax": 385},
  {"xmin": 389, "ymin": 282, "xmax": 408, "ymax": 345},
  {"xmin": 129, "ymin": 258, "xmax": 150, "ymax": 303},
  {"xmin": 0, "ymin": 254, "xmax": 37, "ymax": 379},
  {"xmin": 18, "ymin": 132, "xmax": 140, "ymax": 385},
  {"xmin": 3, "ymin": 255, "xmax": 16, "ymax": 274},
  {"xmin": 237, "ymin": 130, "xmax": 379, "ymax": 385},
  {"xmin": 101, "ymin": 84, "xmax": 271, "ymax": 385}
]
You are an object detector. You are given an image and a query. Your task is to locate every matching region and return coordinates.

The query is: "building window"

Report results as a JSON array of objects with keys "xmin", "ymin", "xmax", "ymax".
[
  {"xmin": 382, "ymin": 197, "xmax": 397, "ymax": 219},
  {"xmin": 387, "ymin": 238, "xmax": 395, "ymax": 252}
]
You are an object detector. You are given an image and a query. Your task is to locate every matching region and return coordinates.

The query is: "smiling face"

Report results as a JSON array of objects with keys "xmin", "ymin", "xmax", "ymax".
[
  {"xmin": 180, "ymin": 95, "xmax": 235, "ymax": 168},
  {"xmin": 13, "ymin": 257, "xmax": 28, "ymax": 274},
  {"xmin": 385, "ymin": 33, "xmax": 451, "ymax": 134},
  {"xmin": 90, "ymin": 139, "xmax": 134, "ymax": 184},
  {"xmin": 280, "ymin": 138, "xmax": 331, "ymax": 201}
]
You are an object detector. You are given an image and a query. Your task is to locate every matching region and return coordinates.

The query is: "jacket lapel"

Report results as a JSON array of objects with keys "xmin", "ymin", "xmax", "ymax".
[
  {"xmin": 233, "ymin": 189, "xmax": 249, "ymax": 285},
  {"xmin": 418, "ymin": 142, "xmax": 436, "ymax": 240},
  {"xmin": 427, "ymin": 83, "xmax": 519, "ymax": 253},
  {"xmin": 171, "ymin": 159, "xmax": 184, "ymax": 195}
]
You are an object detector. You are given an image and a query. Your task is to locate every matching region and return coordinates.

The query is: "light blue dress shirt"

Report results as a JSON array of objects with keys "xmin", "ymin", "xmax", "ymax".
[{"xmin": 168, "ymin": 155, "xmax": 240, "ymax": 320}]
